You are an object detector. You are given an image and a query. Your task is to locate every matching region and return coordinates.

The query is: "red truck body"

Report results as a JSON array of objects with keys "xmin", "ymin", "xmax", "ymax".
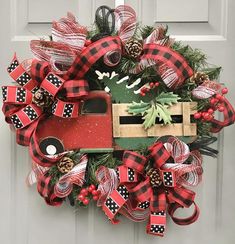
[{"xmin": 37, "ymin": 91, "xmax": 113, "ymax": 154}]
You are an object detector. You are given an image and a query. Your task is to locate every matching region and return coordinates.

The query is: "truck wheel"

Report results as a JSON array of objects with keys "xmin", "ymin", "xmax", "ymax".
[{"xmin": 39, "ymin": 137, "xmax": 64, "ymax": 156}]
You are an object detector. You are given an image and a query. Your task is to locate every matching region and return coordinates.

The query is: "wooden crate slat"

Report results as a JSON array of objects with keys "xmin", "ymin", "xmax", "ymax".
[
  {"xmin": 119, "ymin": 125, "xmax": 148, "ymax": 137},
  {"xmin": 112, "ymin": 104, "xmax": 120, "ymax": 137},
  {"xmin": 112, "ymin": 102, "xmax": 197, "ymax": 138},
  {"xmin": 148, "ymin": 124, "xmax": 197, "ymax": 137}
]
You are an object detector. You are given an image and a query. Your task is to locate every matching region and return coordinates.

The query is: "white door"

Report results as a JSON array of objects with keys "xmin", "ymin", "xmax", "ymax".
[{"xmin": 1, "ymin": 0, "xmax": 235, "ymax": 243}]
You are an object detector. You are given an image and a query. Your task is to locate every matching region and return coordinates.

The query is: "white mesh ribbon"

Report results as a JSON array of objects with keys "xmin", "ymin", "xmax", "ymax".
[
  {"xmin": 163, "ymin": 137, "xmax": 203, "ymax": 187},
  {"xmin": 26, "ymin": 162, "xmax": 49, "ymax": 186},
  {"xmin": 52, "ymin": 12, "xmax": 87, "ymax": 54},
  {"xmin": 192, "ymin": 80, "xmax": 221, "ymax": 99},
  {"xmin": 54, "ymin": 155, "xmax": 88, "ymax": 198},
  {"xmin": 114, "ymin": 5, "xmax": 137, "ymax": 43},
  {"xmin": 96, "ymin": 166, "xmax": 119, "ymax": 207}
]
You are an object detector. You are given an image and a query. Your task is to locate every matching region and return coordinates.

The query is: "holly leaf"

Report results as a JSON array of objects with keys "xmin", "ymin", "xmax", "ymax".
[
  {"xmin": 155, "ymin": 104, "xmax": 172, "ymax": 124},
  {"xmin": 143, "ymin": 104, "xmax": 158, "ymax": 129},
  {"xmin": 155, "ymin": 92, "xmax": 180, "ymax": 106},
  {"xmin": 142, "ymin": 103, "xmax": 172, "ymax": 129},
  {"xmin": 128, "ymin": 101, "xmax": 151, "ymax": 115}
]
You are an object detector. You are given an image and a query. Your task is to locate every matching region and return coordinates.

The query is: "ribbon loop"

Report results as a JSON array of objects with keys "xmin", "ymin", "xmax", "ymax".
[
  {"xmin": 62, "ymin": 79, "xmax": 89, "ymax": 98},
  {"xmin": 7, "ymin": 54, "xmax": 38, "ymax": 92},
  {"xmin": 10, "ymin": 104, "xmax": 43, "ymax": 129},
  {"xmin": 2, "ymin": 86, "xmax": 33, "ymax": 104},
  {"xmin": 37, "ymin": 173, "xmax": 63, "ymax": 206},
  {"xmin": 149, "ymin": 141, "xmax": 171, "ymax": 168},
  {"xmin": 40, "ymin": 72, "xmax": 65, "ymax": 98},
  {"xmin": 51, "ymin": 99, "xmax": 80, "ymax": 118},
  {"xmin": 30, "ymin": 59, "xmax": 50, "ymax": 84},
  {"xmin": 102, "ymin": 185, "xmax": 129, "ymax": 220},
  {"xmin": 167, "ymin": 187, "xmax": 195, "ymax": 208},
  {"xmin": 210, "ymin": 98, "xmax": 235, "ymax": 133},
  {"xmin": 65, "ymin": 36, "xmax": 122, "ymax": 80},
  {"xmin": 168, "ymin": 202, "xmax": 200, "ymax": 226},
  {"xmin": 147, "ymin": 211, "xmax": 166, "ymax": 236},
  {"xmin": 122, "ymin": 151, "xmax": 147, "ymax": 174}
]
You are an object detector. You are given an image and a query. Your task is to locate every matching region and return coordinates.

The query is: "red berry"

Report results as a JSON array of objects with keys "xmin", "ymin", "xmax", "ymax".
[
  {"xmin": 221, "ymin": 87, "xmax": 228, "ymax": 94},
  {"xmin": 210, "ymin": 98, "xmax": 217, "ymax": 105},
  {"xmin": 215, "ymin": 93, "xmax": 223, "ymax": 100},
  {"xmin": 207, "ymin": 108, "xmax": 214, "ymax": 114},
  {"xmin": 207, "ymin": 114, "xmax": 213, "ymax": 121},
  {"xmin": 140, "ymin": 92, "xmax": 146, "ymax": 96},
  {"xmin": 218, "ymin": 106, "xmax": 225, "ymax": 112},
  {"xmin": 202, "ymin": 112, "xmax": 206, "ymax": 117},
  {"xmin": 77, "ymin": 194, "xmax": 85, "ymax": 201},
  {"xmin": 83, "ymin": 198, "xmax": 90, "ymax": 205},
  {"xmin": 203, "ymin": 112, "xmax": 210, "ymax": 120},
  {"xmin": 88, "ymin": 185, "xmax": 96, "ymax": 192},
  {"xmin": 150, "ymin": 82, "xmax": 155, "ymax": 88},
  {"xmin": 155, "ymin": 82, "xmax": 160, "ymax": 87},
  {"xmin": 91, "ymin": 190, "xmax": 99, "ymax": 196},
  {"xmin": 194, "ymin": 112, "xmax": 201, "ymax": 119},
  {"xmin": 93, "ymin": 195, "xmax": 99, "ymax": 201},
  {"xmin": 80, "ymin": 188, "xmax": 88, "ymax": 196}
]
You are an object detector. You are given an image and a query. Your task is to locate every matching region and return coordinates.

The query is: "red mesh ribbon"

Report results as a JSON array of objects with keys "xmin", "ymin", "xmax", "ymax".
[{"xmin": 101, "ymin": 139, "xmax": 200, "ymax": 237}]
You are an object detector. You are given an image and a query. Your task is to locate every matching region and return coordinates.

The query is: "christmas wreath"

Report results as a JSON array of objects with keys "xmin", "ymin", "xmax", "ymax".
[{"xmin": 2, "ymin": 5, "xmax": 235, "ymax": 237}]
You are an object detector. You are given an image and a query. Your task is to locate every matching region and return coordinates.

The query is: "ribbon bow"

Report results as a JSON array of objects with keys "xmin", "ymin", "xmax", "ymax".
[
  {"xmin": 33, "ymin": 154, "xmax": 88, "ymax": 205},
  {"xmin": 99, "ymin": 137, "xmax": 202, "ymax": 237},
  {"xmin": 2, "ymin": 54, "xmax": 89, "ymax": 144}
]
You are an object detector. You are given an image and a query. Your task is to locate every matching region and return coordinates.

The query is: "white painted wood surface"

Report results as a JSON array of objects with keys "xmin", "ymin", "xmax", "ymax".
[
  {"xmin": 155, "ymin": 0, "xmax": 209, "ymax": 22},
  {"xmin": 0, "ymin": 0, "xmax": 235, "ymax": 243}
]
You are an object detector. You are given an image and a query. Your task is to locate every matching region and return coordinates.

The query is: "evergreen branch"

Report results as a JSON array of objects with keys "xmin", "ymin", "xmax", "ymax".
[
  {"xmin": 202, "ymin": 66, "xmax": 222, "ymax": 80},
  {"xmin": 172, "ymin": 41, "xmax": 207, "ymax": 70}
]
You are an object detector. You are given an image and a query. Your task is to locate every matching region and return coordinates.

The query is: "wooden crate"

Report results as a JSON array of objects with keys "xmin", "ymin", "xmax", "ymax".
[{"xmin": 112, "ymin": 102, "xmax": 197, "ymax": 138}]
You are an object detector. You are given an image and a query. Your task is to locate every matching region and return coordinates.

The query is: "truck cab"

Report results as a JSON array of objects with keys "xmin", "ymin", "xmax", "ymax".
[{"xmin": 38, "ymin": 91, "xmax": 113, "ymax": 155}]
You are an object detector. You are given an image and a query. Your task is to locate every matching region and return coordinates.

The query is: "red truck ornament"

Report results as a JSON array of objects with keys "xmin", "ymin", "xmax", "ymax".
[{"xmin": 37, "ymin": 90, "xmax": 197, "ymax": 156}]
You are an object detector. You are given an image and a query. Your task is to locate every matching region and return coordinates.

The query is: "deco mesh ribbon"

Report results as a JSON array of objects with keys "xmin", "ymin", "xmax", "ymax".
[{"xmin": 98, "ymin": 137, "xmax": 202, "ymax": 237}]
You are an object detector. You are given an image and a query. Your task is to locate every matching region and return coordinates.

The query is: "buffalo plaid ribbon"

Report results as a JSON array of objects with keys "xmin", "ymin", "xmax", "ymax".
[
  {"xmin": 210, "ymin": 98, "xmax": 235, "ymax": 133},
  {"xmin": 102, "ymin": 141, "xmax": 199, "ymax": 237},
  {"xmin": 64, "ymin": 36, "xmax": 122, "ymax": 80},
  {"xmin": 37, "ymin": 172, "xmax": 63, "ymax": 206},
  {"xmin": 130, "ymin": 43, "xmax": 193, "ymax": 89}
]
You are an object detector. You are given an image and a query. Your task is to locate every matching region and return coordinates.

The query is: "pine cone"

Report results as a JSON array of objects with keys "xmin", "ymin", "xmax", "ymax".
[
  {"xmin": 147, "ymin": 168, "xmax": 162, "ymax": 188},
  {"xmin": 32, "ymin": 88, "xmax": 52, "ymax": 108},
  {"xmin": 57, "ymin": 157, "xmax": 75, "ymax": 174},
  {"xmin": 125, "ymin": 39, "xmax": 143, "ymax": 59},
  {"xmin": 190, "ymin": 72, "xmax": 209, "ymax": 85}
]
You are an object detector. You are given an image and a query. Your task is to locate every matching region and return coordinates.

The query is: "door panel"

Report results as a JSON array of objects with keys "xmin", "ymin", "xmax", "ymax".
[{"xmin": 1, "ymin": 0, "xmax": 235, "ymax": 243}]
